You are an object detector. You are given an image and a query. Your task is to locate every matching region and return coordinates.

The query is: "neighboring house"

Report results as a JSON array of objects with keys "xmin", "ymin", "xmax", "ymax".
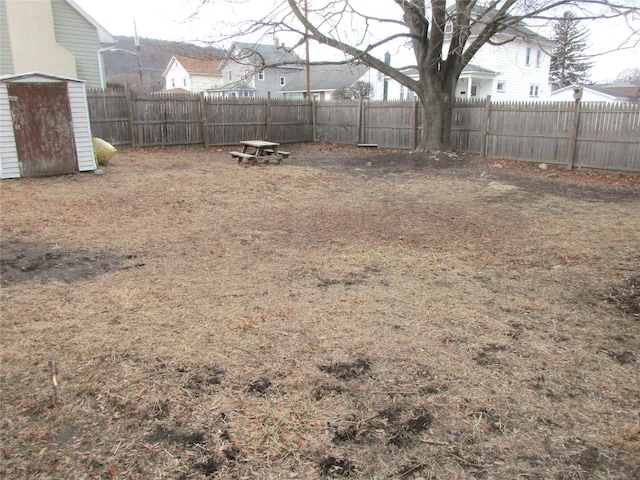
[
  {"xmin": 551, "ymin": 83, "xmax": 640, "ymax": 103},
  {"xmin": 442, "ymin": 7, "xmax": 554, "ymax": 101},
  {"xmin": 210, "ymin": 41, "xmax": 303, "ymax": 98},
  {"xmin": 382, "ymin": 64, "xmax": 497, "ymax": 102},
  {"xmin": 280, "ymin": 64, "xmax": 371, "ymax": 100},
  {"xmin": 162, "ymin": 54, "xmax": 223, "ymax": 93},
  {"xmin": 0, "ymin": 0, "xmax": 115, "ymax": 88}
]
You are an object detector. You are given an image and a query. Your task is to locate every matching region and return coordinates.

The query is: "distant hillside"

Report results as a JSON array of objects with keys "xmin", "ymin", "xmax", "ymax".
[{"xmin": 102, "ymin": 36, "xmax": 225, "ymax": 92}]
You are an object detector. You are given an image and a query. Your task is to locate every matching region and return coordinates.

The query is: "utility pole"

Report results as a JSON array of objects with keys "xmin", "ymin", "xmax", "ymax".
[
  {"xmin": 134, "ymin": 20, "xmax": 144, "ymax": 93},
  {"xmin": 304, "ymin": 0, "xmax": 311, "ymax": 100}
]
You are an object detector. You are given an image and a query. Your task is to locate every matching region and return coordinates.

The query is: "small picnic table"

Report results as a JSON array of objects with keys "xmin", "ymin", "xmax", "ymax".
[{"xmin": 230, "ymin": 140, "xmax": 290, "ymax": 164}]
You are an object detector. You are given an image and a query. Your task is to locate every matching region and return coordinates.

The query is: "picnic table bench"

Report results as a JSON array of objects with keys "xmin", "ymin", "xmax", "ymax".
[{"xmin": 230, "ymin": 140, "xmax": 289, "ymax": 164}]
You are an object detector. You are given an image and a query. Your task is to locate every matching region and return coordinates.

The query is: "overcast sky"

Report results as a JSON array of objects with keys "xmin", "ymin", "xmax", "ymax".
[{"xmin": 73, "ymin": 0, "xmax": 639, "ymax": 83}]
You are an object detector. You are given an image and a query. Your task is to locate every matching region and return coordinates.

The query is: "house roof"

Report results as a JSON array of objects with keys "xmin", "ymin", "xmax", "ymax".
[
  {"xmin": 281, "ymin": 64, "xmax": 370, "ymax": 93},
  {"xmin": 398, "ymin": 63, "xmax": 496, "ymax": 80},
  {"xmin": 224, "ymin": 42, "xmax": 302, "ymax": 68},
  {"xmin": 551, "ymin": 84, "xmax": 639, "ymax": 101},
  {"xmin": 446, "ymin": 5, "xmax": 553, "ymax": 47},
  {"xmin": 164, "ymin": 55, "xmax": 223, "ymax": 77},
  {"xmin": 597, "ymin": 83, "xmax": 640, "ymax": 99},
  {"xmin": 65, "ymin": 0, "xmax": 115, "ymax": 45},
  {"xmin": 161, "ymin": 87, "xmax": 190, "ymax": 93}
]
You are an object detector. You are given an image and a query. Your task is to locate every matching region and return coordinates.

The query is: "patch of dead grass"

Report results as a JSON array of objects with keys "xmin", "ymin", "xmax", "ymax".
[{"xmin": 1, "ymin": 145, "xmax": 639, "ymax": 479}]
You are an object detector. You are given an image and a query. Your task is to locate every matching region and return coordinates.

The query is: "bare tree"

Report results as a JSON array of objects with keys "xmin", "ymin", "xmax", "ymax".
[
  {"xmin": 616, "ymin": 67, "xmax": 640, "ymax": 84},
  {"xmin": 199, "ymin": 0, "xmax": 639, "ymax": 151},
  {"xmin": 333, "ymin": 80, "xmax": 373, "ymax": 100}
]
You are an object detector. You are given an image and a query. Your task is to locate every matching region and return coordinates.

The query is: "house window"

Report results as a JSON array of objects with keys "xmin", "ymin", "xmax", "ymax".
[
  {"xmin": 228, "ymin": 71, "xmax": 233, "ymax": 82},
  {"xmin": 536, "ymin": 50, "xmax": 542, "ymax": 67},
  {"xmin": 258, "ymin": 71, "xmax": 265, "ymax": 81},
  {"xmin": 496, "ymin": 81, "xmax": 506, "ymax": 93},
  {"xmin": 526, "ymin": 47, "xmax": 532, "ymax": 66},
  {"xmin": 529, "ymin": 84, "xmax": 540, "ymax": 97},
  {"xmin": 470, "ymin": 85, "xmax": 478, "ymax": 97},
  {"xmin": 171, "ymin": 78, "xmax": 175, "ymax": 88},
  {"xmin": 280, "ymin": 76, "xmax": 285, "ymax": 86},
  {"xmin": 444, "ymin": 21, "xmax": 453, "ymax": 34},
  {"xmin": 183, "ymin": 78, "xmax": 187, "ymax": 87}
]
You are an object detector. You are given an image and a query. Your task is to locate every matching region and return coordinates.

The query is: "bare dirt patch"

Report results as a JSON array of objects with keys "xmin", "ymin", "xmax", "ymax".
[{"xmin": 1, "ymin": 144, "xmax": 639, "ymax": 479}]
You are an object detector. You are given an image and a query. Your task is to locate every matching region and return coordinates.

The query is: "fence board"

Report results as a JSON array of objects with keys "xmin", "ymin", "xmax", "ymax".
[
  {"xmin": 363, "ymin": 101, "xmax": 415, "ymax": 148},
  {"xmin": 315, "ymin": 102, "xmax": 359, "ymax": 144}
]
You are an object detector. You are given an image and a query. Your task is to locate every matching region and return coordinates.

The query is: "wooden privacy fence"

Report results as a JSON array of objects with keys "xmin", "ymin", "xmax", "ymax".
[
  {"xmin": 86, "ymin": 88, "xmax": 314, "ymax": 148},
  {"xmin": 450, "ymin": 98, "xmax": 640, "ymax": 172},
  {"xmin": 87, "ymin": 88, "xmax": 640, "ymax": 172}
]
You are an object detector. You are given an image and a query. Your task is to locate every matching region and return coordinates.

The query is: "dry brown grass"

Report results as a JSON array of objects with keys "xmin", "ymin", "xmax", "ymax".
[{"xmin": 1, "ymin": 145, "xmax": 639, "ymax": 479}]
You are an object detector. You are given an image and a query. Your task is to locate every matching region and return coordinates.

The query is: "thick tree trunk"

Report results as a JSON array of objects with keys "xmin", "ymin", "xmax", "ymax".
[{"xmin": 416, "ymin": 80, "xmax": 455, "ymax": 152}]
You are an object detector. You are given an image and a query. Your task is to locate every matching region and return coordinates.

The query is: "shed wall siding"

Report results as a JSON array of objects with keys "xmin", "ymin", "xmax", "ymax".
[
  {"xmin": 0, "ymin": 82, "xmax": 20, "ymax": 178},
  {"xmin": 52, "ymin": 0, "xmax": 103, "ymax": 88},
  {"xmin": 0, "ymin": 1, "xmax": 14, "ymax": 75},
  {"xmin": 67, "ymin": 81, "xmax": 96, "ymax": 171}
]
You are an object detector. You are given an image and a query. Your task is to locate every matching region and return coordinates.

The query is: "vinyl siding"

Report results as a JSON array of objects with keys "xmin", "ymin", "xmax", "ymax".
[
  {"xmin": 191, "ymin": 74, "xmax": 223, "ymax": 92},
  {"xmin": 0, "ymin": 1, "xmax": 14, "ymax": 75},
  {"xmin": 51, "ymin": 0, "xmax": 103, "ymax": 88},
  {"xmin": 477, "ymin": 41, "xmax": 551, "ymax": 101},
  {"xmin": 67, "ymin": 81, "xmax": 95, "ymax": 171},
  {"xmin": 0, "ymin": 82, "xmax": 20, "ymax": 178},
  {"xmin": 443, "ymin": 38, "xmax": 552, "ymax": 101}
]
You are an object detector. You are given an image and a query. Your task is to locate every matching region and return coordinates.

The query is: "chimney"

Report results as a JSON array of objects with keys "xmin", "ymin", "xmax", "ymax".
[{"xmin": 274, "ymin": 37, "xmax": 280, "ymax": 48}]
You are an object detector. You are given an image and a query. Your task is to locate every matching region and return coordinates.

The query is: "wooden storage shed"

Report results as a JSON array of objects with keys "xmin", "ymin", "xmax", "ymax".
[{"xmin": 0, "ymin": 72, "xmax": 96, "ymax": 178}]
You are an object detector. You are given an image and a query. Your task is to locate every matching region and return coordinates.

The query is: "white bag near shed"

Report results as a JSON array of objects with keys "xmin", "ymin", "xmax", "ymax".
[{"xmin": 92, "ymin": 137, "xmax": 117, "ymax": 165}]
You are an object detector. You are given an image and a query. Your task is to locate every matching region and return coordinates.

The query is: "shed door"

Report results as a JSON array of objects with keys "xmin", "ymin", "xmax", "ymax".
[{"xmin": 7, "ymin": 82, "xmax": 77, "ymax": 177}]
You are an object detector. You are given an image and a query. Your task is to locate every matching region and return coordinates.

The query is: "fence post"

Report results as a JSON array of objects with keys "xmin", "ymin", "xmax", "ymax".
[
  {"xmin": 266, "ymin": 92, "xmax": 272, "ymax": 140},
  {"xmin": 125, "ymin": 86, "xmax": 136, "ymax": 148},
  {"xmin": 412, "ymin": 97, "xmax": 419, "ymax": 150},
  {"xmin": 200, "ymin": 92, "xmax": 209, "ymax": 148},
  {"xmin": 312, "ymin": 99, "xmax": 318, "ymax": 142},
  {"xmin": 357, "ymin": 96, "xmax": 364, "ymax": 144},
  {"xmin": 567, "ymin": 89, "xmax": 582, "ymax": 170},
  {"xmin": 481, "ymin": 95, "xmax": 492, "ymax": 156}
]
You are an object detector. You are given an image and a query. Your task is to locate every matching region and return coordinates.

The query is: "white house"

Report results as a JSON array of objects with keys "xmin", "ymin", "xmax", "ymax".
[
  {"xmin": 551, "ymin": 84, "xmax": 640, "ymax": 103},
  {"xmin": 211, "ymin": 41, "xmax": 303, "ymax": 98},
  {"xmin": 0, "ymin": 0, "xmax": 115, "ymax": 88},
  {"xmin": 442, "ymin": 8, "xmax": 554, "ymax": 101},
  {"xmin": 162, "ymin": 54, "xmax": 224, "ymax": 93}
]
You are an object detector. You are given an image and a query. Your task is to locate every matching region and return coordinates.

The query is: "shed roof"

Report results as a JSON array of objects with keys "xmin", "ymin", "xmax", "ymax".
[{"xmin": 0, "ymin": 72, "xmax": 85, "ymax": 83}]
